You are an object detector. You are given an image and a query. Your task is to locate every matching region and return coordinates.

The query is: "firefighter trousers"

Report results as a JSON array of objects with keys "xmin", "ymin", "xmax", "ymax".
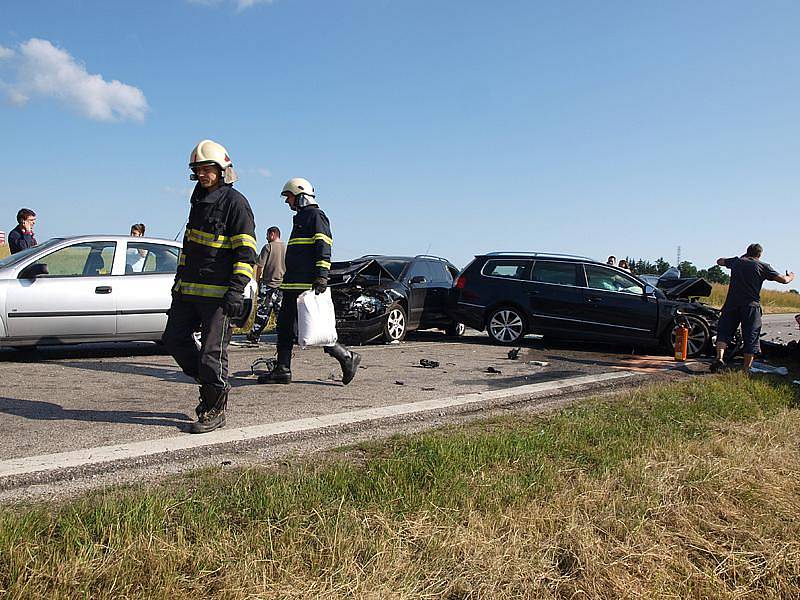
[
  {"xmin": 276, "ymin": 289, "xmax": 348, "ymax": 369},
  {"xmin": 162, "ymin": 295, "xmax": 233, "ymax": 390}
]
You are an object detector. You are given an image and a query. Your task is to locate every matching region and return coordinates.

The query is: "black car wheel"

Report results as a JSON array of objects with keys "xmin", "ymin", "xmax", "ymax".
[
  {"xmin": 669, "ymin": 315, "xmax": 711, "ymax": 358},
  {"xmin": 445, "ymin": 321, "xmax": 466, "ymax": 337},
  {"xmin": 487, "ymin": 306, "xmax": 526, "ymax": 345},
  {"xmin": 382, "ymin": 304, "xmax": 407, "ymax": 342}
]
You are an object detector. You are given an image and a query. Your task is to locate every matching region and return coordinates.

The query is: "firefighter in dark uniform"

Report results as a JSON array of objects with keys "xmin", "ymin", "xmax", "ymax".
[
  {"xmin": 163, "ymin": 139, "xmax": 258, "ymax": 433},
  {"xmin": 258, "ymin": 177, "xmax": 361, "ymax": 385}
]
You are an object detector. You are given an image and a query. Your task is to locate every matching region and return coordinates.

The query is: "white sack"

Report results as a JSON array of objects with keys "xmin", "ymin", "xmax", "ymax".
[{"xmin": 297, "ymin": 289, "xmax": 338, "ymax": 348}]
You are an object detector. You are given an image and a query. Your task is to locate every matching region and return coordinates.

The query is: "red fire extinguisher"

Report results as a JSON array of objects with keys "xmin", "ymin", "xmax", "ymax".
[{"xmin": 674, "ymin": 321, "xmax": 689, "ymax": 361}]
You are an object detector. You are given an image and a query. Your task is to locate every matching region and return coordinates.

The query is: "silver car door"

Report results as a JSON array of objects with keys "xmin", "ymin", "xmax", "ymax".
[
  {"xmin": 114, "ymin": 241, "xmax": 179, "ymax": 336},
  {"xmin": 6, "ymin": 241, "xmax": 117, "ymax": 340}
]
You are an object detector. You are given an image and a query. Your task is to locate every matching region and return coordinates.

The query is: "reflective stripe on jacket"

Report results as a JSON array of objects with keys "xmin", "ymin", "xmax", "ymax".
[
  {"xmin": 280, "ymin": 205, "xmax": 332, "ymax": 290},
  {"xmin": 173, "ymin": 183, "xmax": 257, "ymax": 301}
]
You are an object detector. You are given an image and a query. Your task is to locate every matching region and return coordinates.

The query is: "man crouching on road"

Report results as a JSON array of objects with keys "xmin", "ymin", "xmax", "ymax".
[
  {"xmin": 163, "ymin": 139, "xmax": 257, "ymax": 433},
  {"xmin": 711, "ymin": 243, "xmax": 794, "ymax": 374},
  {"xmin": 257, "ymin": 178, "xmax": 361, "ymax": 385}
]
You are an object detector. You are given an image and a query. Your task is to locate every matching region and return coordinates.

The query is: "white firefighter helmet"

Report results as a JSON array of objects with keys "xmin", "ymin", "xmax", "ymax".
[
  {"xmin": 189, "ymin": 139, "xmax": 238, "ymax": 184},
  {"xmin": 281, "ymin": 177, "xmax": 315, "ymax": 198}
]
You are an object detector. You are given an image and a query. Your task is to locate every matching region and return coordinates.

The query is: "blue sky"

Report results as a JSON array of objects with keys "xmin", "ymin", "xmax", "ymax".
[{"xmin": 1, "ymin": 0, "xmax": 798, "ymax": 284}]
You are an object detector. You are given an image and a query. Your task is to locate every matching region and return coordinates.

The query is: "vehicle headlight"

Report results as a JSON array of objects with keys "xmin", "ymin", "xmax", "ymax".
[{"xmin": 351, "ymin": 295, "xmax": 383, "ymax": 316}]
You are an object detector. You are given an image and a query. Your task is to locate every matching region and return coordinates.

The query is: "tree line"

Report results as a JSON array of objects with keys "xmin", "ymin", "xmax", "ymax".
[{"xmin": 624, "ymin": 257, "xmax": 731, "ymax": 284}]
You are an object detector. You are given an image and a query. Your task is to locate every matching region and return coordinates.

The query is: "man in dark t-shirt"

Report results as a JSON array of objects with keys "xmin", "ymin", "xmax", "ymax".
[{"xmin": 711, "ymin": 243, "xmax": 795, "ymax": 373}]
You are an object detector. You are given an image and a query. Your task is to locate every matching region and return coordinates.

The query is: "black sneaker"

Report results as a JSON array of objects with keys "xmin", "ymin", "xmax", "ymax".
[
  {"xmin": 709, "ymin": 359, "xmax": 726, "ymax": 373},
  {"xmin": 341, "ymin": 351, "xmax": 362, "ymax": 385},
  {"xmin": 190, "ymin": 407, "xmax": 226, "ymax": 434}
]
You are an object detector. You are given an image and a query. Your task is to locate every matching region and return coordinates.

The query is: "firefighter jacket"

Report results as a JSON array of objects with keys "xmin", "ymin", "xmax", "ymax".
[
  {"xmin": 280, "ymin": 205, "xmax": 332, "ymax": 291},
  {"xmin": 173, "ymin": 183, "xmax": 258, "ymax": 302}
]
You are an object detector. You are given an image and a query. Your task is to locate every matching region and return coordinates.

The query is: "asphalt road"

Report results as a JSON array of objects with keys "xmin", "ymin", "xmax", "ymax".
[{"xmin": 0, "ymin": 313, "xmax": 795, "ymax": 500}]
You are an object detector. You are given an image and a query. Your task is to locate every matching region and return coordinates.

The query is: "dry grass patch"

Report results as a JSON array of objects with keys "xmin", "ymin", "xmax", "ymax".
[
  {"xmin": 709, "ymin": 283, "xmax": 800, "ymax": 313},
  {"xmin": 1, "ymin": 374, "xmax": 799, "ymax": 598}
]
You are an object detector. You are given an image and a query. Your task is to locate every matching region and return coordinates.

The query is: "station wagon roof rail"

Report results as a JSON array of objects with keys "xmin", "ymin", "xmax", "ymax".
[{"xmin": 483, "ymin": 252, "xmax": 595, "ymax": 261}]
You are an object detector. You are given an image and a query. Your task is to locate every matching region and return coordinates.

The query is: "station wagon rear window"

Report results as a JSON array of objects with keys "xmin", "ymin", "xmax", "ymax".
[
  {"xmin": 531, "ymin": 261, "xmax": 579, "ymax": 286},
  {"xmin": 482, "ymin": 259, "xmax": 532, "ymax": 280}
]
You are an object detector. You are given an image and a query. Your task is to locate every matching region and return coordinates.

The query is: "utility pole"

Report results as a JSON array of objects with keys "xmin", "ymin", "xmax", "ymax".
[{"xmin": 676, "ymin": 245, "xmax": 681, "ymax": 266}]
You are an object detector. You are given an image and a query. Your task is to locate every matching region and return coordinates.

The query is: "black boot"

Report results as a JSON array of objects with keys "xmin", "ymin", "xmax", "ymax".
[
  {"xmin": 191, "ymin": 385, "xmax": 227, "ymax": 434},
  {"xmin": 257, "ymin": 363, "xmax": 292, "ymax": 384},
  {"xmin": 324, "ymin": 343, "xmax": 362, "ymax": 385}
]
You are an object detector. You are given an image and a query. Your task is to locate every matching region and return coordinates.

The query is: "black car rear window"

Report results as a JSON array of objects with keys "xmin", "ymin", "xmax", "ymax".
[
  {"xmin": 482, "ymin": 259, "xmax": 532, "ymax": 280},
  {"xmin": 531, "ymin": 261, "xmax": 578, "ymax": 286}
]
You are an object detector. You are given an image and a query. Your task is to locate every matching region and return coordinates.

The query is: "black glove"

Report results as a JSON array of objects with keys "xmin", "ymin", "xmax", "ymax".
[
  {"xmin": 222, "ymin": 290, "xmax": 245, "ymax": 317},
  {"xmin": 312, "ymin": 276, "xmax": 328, "ymax": 295}
]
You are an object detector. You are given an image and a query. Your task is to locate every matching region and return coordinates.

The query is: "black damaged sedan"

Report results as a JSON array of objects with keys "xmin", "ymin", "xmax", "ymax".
[{"xmin": 329, "ymin": 255, "xmax": 465, "ymax": 344}]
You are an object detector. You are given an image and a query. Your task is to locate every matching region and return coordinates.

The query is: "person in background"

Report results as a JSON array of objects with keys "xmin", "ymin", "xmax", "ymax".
[
  {"xmin": 606, "ymin": 255, "xmax": 616, "ymax": 267},
  {"xmin": 8, "ymin": 208, "xmax": 37, "ymax": 254},
  {"xmin": 711, "ymin": 243, "xmax": 795, "ymax": 374},
  {"xmin": 127, "ymin": 224, "xmax": 148, "ymax": 272},
  {"xmin": 618, "ymin": 259, "xmax": 631, "ymax": 272},
  {"xmin": 246, "ymin": 225, "xmax": 286, "ymax": 344}
]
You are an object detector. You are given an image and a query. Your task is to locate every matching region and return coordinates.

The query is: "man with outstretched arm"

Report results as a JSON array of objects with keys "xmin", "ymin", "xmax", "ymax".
[
  {"xmin": 711, "ymin": 243, "xmax": 794, "ymax": 374},
  {"xmin": 162, "ymin": 139, "xmax": 257, "ymax": 433}
]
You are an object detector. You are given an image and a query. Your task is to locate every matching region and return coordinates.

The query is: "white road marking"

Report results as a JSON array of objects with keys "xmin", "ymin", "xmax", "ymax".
[{"xmin": 0, "ymin": 371, "xmax": 635, "ymax": 479}]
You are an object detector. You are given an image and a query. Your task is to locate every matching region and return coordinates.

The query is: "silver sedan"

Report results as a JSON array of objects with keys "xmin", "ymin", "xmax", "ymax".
[{"xmin": 0, "ymin": 235, "xmax": 183, "ymax": 348}]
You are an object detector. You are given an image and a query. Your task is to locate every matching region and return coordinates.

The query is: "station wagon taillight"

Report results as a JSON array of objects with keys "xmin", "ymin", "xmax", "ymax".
[{"xmin": 455, "ymin": 275, "xmax": 467, "ymax": 289}]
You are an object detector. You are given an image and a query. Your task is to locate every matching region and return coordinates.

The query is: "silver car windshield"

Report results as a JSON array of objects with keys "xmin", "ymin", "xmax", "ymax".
[{"xmin": 0, "ymin": 238, "xmax": 64, "ymax": 269}]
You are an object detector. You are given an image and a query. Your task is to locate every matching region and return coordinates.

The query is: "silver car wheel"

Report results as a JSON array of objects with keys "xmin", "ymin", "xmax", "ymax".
[
  {"xmin": 386, "ymin": 308, "xmax": 406, "ymax": 340},
  {"xmin": 489, "ymin": 309, "xmax": 524, "ymax": 343}
]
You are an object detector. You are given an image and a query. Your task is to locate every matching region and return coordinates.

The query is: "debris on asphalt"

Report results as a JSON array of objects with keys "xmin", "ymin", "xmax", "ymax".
[
  {"xmin": 221, "ymin": 460, "xmax": 232, "ymax": 466},
  {"xmin": 419, "ymin": 359, "xmax": 440, "ymax": 369},
  {"xmin": 507, "ymin": 347, "xmax": 521, "ymax": 360},
  {"xmin": 394, "ymin": 380, "xmax": 405, "ymax": 385},
  {"xmin": 422, "ymin": 387, "xmax": 436, "ymax": 391},
  {"xmin": 250, "ymin": 356, "xmax": 277, "ymax": 376},
  {"xmin": 750, "ymin": 362, "xmax": 789, "ymax": 376},
  {"xmin": 528, "ymin": 360, "xmax": 549, "ymax": 367},
  {"xmin": 486, "ymin": 366, "xmax": 502, "ymax": 374},
  {"xmin": 389, "ymin": 340, "xmax": 400, "ymax": 345}
]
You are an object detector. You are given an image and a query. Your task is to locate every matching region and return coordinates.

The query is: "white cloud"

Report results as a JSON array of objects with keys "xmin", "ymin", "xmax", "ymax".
[
  {"xmin": 0, "ymin": 45, "xmax": 14, "ymax": 60},
  {"xmin": 257, "ymin": 167, "xmax": 272, "ymax": 178},
  {"xmin": 0, "ymin": 38, "xmax": 148, "ymax": 122},
  {"xmin": 187, "ymin": 0, "xmax": 275, "ymax": 11}
]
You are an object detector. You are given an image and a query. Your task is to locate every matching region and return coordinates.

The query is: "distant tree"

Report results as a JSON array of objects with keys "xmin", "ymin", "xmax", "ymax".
[
  {"xmin": 678, "ymin": 261, "xmax": 698, "ymax": 278},
  {"xmin": 654, "ymin": 258, "xmax": 671, "ymax": 275},
  {"xmin": 789, "ymin": 289, "xmax": 799, "ymax": 295},
  {"xmin": 704, "ymin": 265, "xmax": 730, "ymax": 284}
]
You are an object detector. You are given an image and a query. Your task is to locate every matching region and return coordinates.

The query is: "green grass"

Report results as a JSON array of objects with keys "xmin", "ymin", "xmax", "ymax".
[
  {"xmin": 709, "ymin": 282, "xmax": 800, "ymax": 313},
  {"xmin": 1, "ymin": 374, "xmax": 799, "ymax": 598}
]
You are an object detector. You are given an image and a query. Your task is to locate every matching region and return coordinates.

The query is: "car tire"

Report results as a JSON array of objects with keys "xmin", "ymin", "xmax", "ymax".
[
  {"xmin": 445, "ymin": 321, "xmax": 466, "ymax": 337},
  {"xmin": 382, "ymin": 304, "xmax": 407, "ymax": 343},
  {"xmin": 486, "ymin": 306, "xmax": 526, "ymax": 345},
  {"xmin": 669, "ymin": 315, "xmax": 711, "ymax": 358}
]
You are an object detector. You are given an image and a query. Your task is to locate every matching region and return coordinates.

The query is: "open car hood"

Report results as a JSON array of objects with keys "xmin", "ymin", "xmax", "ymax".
[
  {"xmin": 329, "ymin": 259, "xmax": 397, "ymax": 286},
  {"xmin": 656, "ymin": 276, "xmax": 712, "ymax": 299}
]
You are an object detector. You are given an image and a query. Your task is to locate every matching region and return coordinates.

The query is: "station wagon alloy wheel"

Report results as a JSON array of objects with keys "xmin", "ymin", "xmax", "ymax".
[{"xmin": 488, "ymin": 307, "xmax": 524, "ymax": 344}]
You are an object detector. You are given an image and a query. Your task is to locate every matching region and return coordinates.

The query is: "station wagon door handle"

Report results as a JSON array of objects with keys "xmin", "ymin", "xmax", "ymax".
[
  {"xmin": 586, "ymin": 295, "xmax": 602, "ymax": 303},
  {"xmin": 95, "ymin": 286, "xmax": 113, "ymax": 294}
]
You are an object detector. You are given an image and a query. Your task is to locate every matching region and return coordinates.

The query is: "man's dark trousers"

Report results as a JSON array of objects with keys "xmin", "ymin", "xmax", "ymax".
[
  {"xmin": 275, "ymin": 289, "xmax": 300, "ymax": 367},
  {"xmin": 163, "ymin": 295, "xmax": 233, "ymax": 390}
]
